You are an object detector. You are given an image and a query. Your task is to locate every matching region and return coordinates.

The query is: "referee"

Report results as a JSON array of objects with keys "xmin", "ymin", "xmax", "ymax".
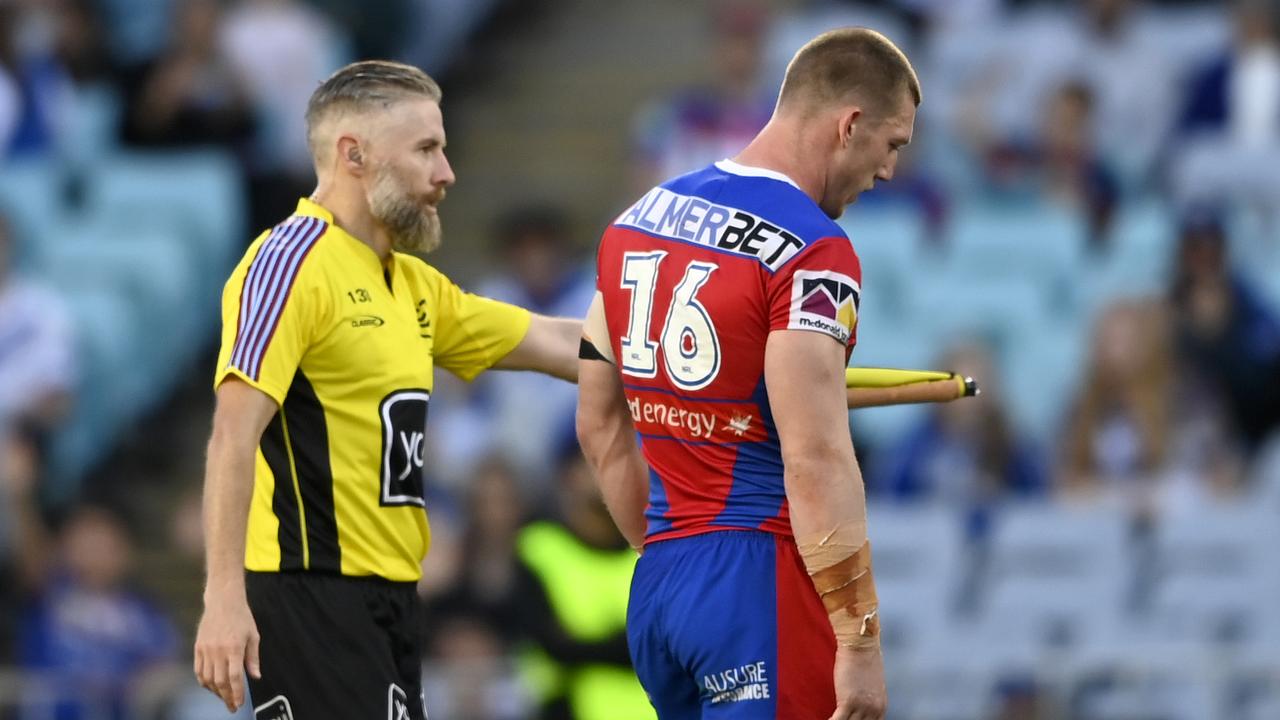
[{"xmin": 193, "ymin": 61, "xmax": 581, "ymax": 719}]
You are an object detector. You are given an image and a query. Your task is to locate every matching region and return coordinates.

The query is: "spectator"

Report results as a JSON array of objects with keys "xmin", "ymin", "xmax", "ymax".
[
  {"xmin": 0, "ymin": 424, "xmax": 43, "ymax": 663},
  {"xmin": 1168, "ymin": 0, "xmax": 1280, "ymax": 220},
  {"xmin": 425, "ymin": 458, "xmax": 534, "ymax": 646},
  {"xmin": 0, "ymin": 1, "xmax": 74, "ymax": 159},
  {"xmin": 308, "ymin": 0, "xmax": 414, "ymax": 60},
  {"xmin": 0, "ymin": 213, "xmax": 76, "ymax": 435},
  {"xmin": 51, "ymin": 0, "xmax": 112, "ymax": 87},
  {"xmin": 1178, "ymin": 0, "xmax": 1280, "ymax": 147},
  {"xmin": 1169, "ymin": 208, "xmax": 1280, "ymax": 451},
  {"xmin": 423, "ymin": 614, "xmax": 529, "ymax": 720},
  {"xmin": 220, "ymin": 0, "xmax": 349, "ymax": 231},
  {"xmin": 118, "ymin": 0, "xmax": 256, "ymax": 150},
  {"xmin": 871, "ymin": 341, "xmax": 1047, "ymax": 507},
  {"xmin": 1058, "ymin": 299, "xmax": 1241, "ymax": 510},
  {"xmin": 631, "ymin": 1, "xmax": 774, "ymax": 189},
  {"xmin": 512, "ymin": 448, "xmax": 649, "ymax": 720},
  {"xmin": 16, "ymin": 503, "xmax": 178, "ymax": 720},
  {"xmin": 422, "ymin": 460, "xmax": 535, "ymax": 719},
  {"xmin": 955, "ymin": 0, "xmax": 1177, "ymax": 188},
  {"xmin": 983, "ymin": 80, "xmax": 1120, "ymax": 249},
  {"xmin": 430, "ymin": 206, "xmax": 593, "ymax": 488}
]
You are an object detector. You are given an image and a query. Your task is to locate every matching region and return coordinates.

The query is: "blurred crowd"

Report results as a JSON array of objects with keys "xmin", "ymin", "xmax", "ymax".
[{"xmin": 0, "ymin": 0, "xmax": 1278, "ymax": 718}]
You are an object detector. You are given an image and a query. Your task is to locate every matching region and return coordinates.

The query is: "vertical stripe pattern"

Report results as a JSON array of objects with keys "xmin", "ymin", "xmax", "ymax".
[
  {"xmin": 262, "ymin": 412, "xmax": 305, "ymax": 571},
  {"xmin": 230, "ymin": 215, "xmax": 327, "ymax": 380},
  {"xmin": 282, "ymin": 371, "xmax": 341, "ymax": 572}
]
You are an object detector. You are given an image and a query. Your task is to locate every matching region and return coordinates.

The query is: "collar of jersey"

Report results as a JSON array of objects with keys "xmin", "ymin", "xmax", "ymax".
[
  {"xmin": 714, "ymin": 159, "xmax": 802, "ymax": 191},
  {"xmin": 294, "ymin": 197, "xmax": 388, "ymax": 273}
]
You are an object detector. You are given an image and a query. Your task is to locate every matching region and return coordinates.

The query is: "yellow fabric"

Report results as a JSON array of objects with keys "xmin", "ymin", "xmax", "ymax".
[
  {"xmin": 517, "ymin": 522, "xmax": 653, "ymax": 720},
  {"xmin": 517, "ymin": 522, "xmax": 637, "ymax": 641},
  {"xmin": 569, "ymin": 666, "xmax": 655, "ymax": 720},
  {"xmin": 215, "ymin": 198, "xmax": 531, "ymax": 580}
]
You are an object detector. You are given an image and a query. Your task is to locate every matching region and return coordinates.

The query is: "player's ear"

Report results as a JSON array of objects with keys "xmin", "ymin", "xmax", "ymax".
[
  {"xmin": 337, "ymin": 135, "xmax": 366, "ymax": 176},
  {"xmin": 837, "ymin": 107, "xmax": 862, "ymax": 149}
]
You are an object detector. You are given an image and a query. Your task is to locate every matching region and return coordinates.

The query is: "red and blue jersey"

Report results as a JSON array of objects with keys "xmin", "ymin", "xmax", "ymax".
[{"xmin": 596, "ymin": 160, "xmax": 862, "ymax": 543}]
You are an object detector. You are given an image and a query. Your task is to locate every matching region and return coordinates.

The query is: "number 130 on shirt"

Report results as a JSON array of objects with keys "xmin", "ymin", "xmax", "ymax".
[{"xmin": 618, "ymin": 251, "xmax": 721, "ymax": 390}]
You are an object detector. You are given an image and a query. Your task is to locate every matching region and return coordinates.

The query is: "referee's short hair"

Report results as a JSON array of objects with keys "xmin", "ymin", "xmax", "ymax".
[
  {"xmin": 777, "ymin": 28, "xmax": 920, "ymax": 118},
  {"xmin": 306, "ymin": 60, "xmax": 443, "ymax": 160}
]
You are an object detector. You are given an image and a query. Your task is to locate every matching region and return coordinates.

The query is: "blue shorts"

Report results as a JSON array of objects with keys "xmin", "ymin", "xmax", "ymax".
[{"xmin": 627, "ymin": 530, "xmax": 836, "ymax": 719}]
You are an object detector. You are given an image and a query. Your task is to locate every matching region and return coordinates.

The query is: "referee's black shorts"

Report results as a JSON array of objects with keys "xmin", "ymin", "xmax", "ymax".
[{"xmin": 246, "ymin": 571, "xmax": 426, "ymax": 720}]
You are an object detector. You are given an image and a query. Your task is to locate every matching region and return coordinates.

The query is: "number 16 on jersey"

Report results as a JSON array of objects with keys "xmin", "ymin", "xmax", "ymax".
[{"xmin": 618, "ymin": 251, "xmax": 722, "ymax": 391}]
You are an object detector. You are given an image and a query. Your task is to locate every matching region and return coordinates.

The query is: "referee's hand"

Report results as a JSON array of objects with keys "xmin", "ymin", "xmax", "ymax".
[
  {"xmin": 828, "ymin": 645, "xmax": 887, "ymax": 720},
  {"xmin": 194, "ymin": 592, "xmax": 261, "ymax": 713}
]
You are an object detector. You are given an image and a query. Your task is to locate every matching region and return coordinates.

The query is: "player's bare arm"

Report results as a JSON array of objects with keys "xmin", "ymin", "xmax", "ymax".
[
  {"xmin": 493, "ymin": 313, "xmax": 582, "ymax": 382},
  {"xmin": 193, "ymin": 378, "xmax": 277, "ymax": 713},
  {"xmin": 766, "ymin": 329, "xmax": 886, "ymax": 720},
  {"xmin": 576, "ymin": 292, "xmax": 648, "ymax": 549}
]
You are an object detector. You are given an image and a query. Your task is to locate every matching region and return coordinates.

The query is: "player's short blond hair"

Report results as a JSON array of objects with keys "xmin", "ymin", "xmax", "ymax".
[
  {"xmin": 777, "ymin": 28, "xmax": 921, "ymax": 118},
  {"xmin": 305, "ymin": 60, "xmax": 443, "ymax": 161}
]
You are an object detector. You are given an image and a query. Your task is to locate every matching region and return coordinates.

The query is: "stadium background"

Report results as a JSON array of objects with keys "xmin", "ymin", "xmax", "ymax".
[{"xmin": 1, "ymin": 0, "xmax": 1279, "ymax": 717}]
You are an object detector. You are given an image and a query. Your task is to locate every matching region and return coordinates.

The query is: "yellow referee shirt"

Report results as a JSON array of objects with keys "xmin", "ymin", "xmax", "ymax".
[{"xmin": 215, "ymin": 198, "xmax": 531, "ymax": 581}]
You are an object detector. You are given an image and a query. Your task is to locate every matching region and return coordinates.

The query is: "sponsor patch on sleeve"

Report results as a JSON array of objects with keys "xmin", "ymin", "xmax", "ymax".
[{"xmin": 787, "ymin": 269, "xmax": 860, "ymax": 344}]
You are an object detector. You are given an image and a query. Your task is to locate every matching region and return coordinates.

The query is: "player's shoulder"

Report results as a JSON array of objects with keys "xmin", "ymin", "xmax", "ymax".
[
  {"xmin": 703, "ymin": 161, "xmax": 847, "ymax": 243},
  {"xmin": 614, "ymin": 159, "xmax": 855, "ymax": 266},
  {"xmin": 233, "ymin": 213, "xmax": 332, "ymax": 283}
]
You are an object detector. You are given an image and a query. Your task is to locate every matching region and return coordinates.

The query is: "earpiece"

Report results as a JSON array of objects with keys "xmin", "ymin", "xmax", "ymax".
[{"xmin": 347, "ymin": 146, "xmax": 363, "ymax": 166}]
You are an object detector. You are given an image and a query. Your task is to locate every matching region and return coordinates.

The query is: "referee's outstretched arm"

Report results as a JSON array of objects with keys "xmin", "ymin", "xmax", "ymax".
[
  {"xmin": 493, "ymin": 313, "xmax": 582, "ymax": 382},
  {"xmin": 193, "ymin": 377, "xmax": 276, "ymax": 714}
]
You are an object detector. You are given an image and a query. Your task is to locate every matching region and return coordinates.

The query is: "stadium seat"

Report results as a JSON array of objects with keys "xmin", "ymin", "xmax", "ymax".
[
  {"xmin": 979, "ymin": 502, "xmax": 1134, "ymax": 651},
  {"xmin": 0, "ymin": 159, "xmax": 63, "ymax": 257},
  {"xmin": 866, "ymin": 503, "xmax": 966, "ymax": 655},
  {"xmin": 904, "ymin": 271, "xmax": 1051, "ymax": 353},
  {"xmin": 943, "ymin": 203, "xmax": 1088, "ymax": 287},
  {"xmin": 84, "ymin": 151, "xmax": 246, "ymax": 277},
  {"xmin": 48, "ymin": 286, "xmax": 143, "ymax": 495},
  {"xmin": 1147, "ymin": 502, "xmax": 1280, "ymax": 646},
  {"xmin": 1062, "ymin": 639, "xmax": 1220, "ymax": 720},
  {"xmin": 39, "ymin": 220, "xmax": 203, "ymax": 398},
  {"xmin": 840, "ymin": 205, "xmax": 927, "ymax": 318},
  {"xmin": 885, "ymin": 631, "xmax": 1028, "ymax": 720},
  {"xmin": 1003, "ymin": 318, "xmax": 1087, "ymax": 444},
  {"xmin": 61, "ymin": 84, "xmax": 123, "ymax": 168},
  {"xmin": 1072, "ymin": 199, "xmax": 1175, "ymax": 318}
]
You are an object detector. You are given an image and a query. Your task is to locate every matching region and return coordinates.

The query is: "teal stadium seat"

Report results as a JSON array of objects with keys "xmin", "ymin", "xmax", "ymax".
[
  {"xmin": 839, "ymin": 206, "xmax": 927, "ymax": 319},
  {"xmin": 0, "ymin": 160, "xmax": 63, "ymax": 256},
  {"xmin": 48, "ymin": 287, "xmax": 141, "ymax": 492},
  {"xmin": 40, "ymin": 219, "xmax": 202, "ymax": 404},
  {"xmin": 86, "ymin": 151, "xmax": 245, "ymax": 282},
  {"xmin": 1075, "ymin": 199, "xmax": 1174, "ymax": 317},
  {"xmin": 1004, "ymin": 318, "xmax": 1088, "ymax": 443},
  {"xmin": 61, "ymin": 85, "xmax": 124, "ymax": 168},
  {"xmin": 944, "ymin": 204, "xmax": 1088, "ymax": 287}
]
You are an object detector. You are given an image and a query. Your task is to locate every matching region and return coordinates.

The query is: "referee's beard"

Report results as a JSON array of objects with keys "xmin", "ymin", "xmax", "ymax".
[{"xmin": 368, "ymin": 165, "xmax": 443, "ymax": 254}]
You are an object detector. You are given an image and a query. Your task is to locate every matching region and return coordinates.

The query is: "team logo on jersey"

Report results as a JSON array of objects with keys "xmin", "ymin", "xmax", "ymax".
[
  {"xmin": 351, "ymin": 315, "xmax": 385, "ymax": 328},
  {"xmin": 788, "ymin": 269, "xmax": 860, "ymax": 344},
  {"xmin": 388, "ymin": 684, "xmax": 409, "ymax": 720},
  {"xmin": 255, "ymin": 696, "xmax": 294, "ymax": 720},
  {"xmin": 416, "ymin": 299, "xmax": 431, "ymax": 339},
  {"xmin": 379, "ymin": 389, "xmax": 431, "ymax": 507}
]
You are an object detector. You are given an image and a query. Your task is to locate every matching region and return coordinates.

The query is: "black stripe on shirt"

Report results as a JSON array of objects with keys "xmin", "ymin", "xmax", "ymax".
[
  {"xmin": 282, "ymin": 370, "xmax": 341, "ymax": 573},
  {"xmin": 262, "ymin": 413, "xmax": 305, "ymax": 571}
]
